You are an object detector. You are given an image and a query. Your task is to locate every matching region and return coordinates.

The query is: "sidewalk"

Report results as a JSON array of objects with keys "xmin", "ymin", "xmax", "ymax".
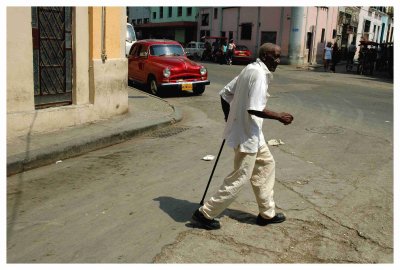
[{"xmin": 7, "ymin": 88, "xmax": 182, "ymax": 176}]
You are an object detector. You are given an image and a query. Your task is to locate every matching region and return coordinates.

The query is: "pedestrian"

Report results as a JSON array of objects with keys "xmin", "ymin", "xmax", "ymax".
[
  {"xmin": 324, "ymin": 42, "xmax": 333, "ymax": 72},
  {"xmin": 219, "ymin": 41, "xmax": 227, "ymax": 65},
  {"xmin": 192, "ymin": 43, "xmax": 294, "ymax": 230},
  {"xmin": 346, "ymin": 41, "xmax": 356, "ymax": 71},
  {"xmin": 227, "ymin": 39, "xmax": 236, "ymax": 65},
  {"xmin": 330, "ymin": 42, "xmax": 340, "ymax": 73}
]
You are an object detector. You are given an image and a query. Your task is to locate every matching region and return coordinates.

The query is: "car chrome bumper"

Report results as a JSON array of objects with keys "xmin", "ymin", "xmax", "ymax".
[{"xmin": 161, "ymin": 80, "xmax": 210, "ymax": 87}]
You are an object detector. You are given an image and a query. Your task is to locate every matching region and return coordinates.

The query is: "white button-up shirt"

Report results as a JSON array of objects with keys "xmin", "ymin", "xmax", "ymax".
[{"xmin": 219, "ymin": 58, "xmax": 273, "ymax": 153}]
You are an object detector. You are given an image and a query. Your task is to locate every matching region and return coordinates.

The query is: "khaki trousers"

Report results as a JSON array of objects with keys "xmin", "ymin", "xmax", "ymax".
[{"xmin": 200, "ymin": 144, "xmax": 276, "ymax": 220}]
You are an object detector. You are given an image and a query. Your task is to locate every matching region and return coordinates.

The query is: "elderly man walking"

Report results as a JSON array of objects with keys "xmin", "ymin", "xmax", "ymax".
[{"xmin": 192, "ymin": 43, "xmax": 294, "ymax": 230}]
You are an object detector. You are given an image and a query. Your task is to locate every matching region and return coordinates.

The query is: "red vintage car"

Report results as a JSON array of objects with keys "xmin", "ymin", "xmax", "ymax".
[{"xmin": 128, "ymin": 39, "xmax": 210, "ymax": 96}]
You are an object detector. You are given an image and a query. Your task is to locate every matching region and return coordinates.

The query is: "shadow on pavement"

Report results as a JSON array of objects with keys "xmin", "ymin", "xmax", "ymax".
[
  {"xmin": 307, "ymin": 63, "xmax": 393, "ymax": 84},
  {"xmin": 154, "ymin": 196, "xmax": 258, "ymax": 228},
  {"xmin": 153, "ymin": 196, "xmax": 199, "ymax": 223},
  {"xmin": 222, "ymin": 208, "xmax": 258, "ymax": 225}
]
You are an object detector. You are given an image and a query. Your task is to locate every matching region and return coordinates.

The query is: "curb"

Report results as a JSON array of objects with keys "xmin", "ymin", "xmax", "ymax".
[{"xmin": 7, "ymin": 106, "xmax": 182, "ymax": 176}]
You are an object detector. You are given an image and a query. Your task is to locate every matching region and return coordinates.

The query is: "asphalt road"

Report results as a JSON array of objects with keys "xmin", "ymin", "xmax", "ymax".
[{"xmin": 7, "ymin": 62, "xmax": 394, "ymax": 263}]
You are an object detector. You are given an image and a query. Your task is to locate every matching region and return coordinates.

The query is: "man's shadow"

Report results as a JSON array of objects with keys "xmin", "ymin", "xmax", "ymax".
[{"xmin": 153, "ymin": 196, "xmax": 257, "ymax": 228}]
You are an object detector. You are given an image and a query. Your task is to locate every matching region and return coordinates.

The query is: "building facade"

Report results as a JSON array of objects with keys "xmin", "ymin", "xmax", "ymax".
[
  {"xmin": 336, "ymin": 6, "xmax": 360, "ymax": 48},
  {"xmin": 198, "ymin": 6, "xmax": 339, "ymax": 65},
  {"xmin": 356, "ymin": 6, "xmax": 394, "ymax": 44},
  {"xmin": 127, "ymin": 7, "xmax": 150, "ymax": 39},
  {"xmin": 7, "ymin": 7, "xmax": 129, "ymax": 139},
  {"xmin": 127, "ymin": 6, "xmax": 150, "ymax": 25},
  {"xmin": 354, "ymin": 6, "xmax": 394, "ymax": 59},
  {"xmin": 132, "ymin": 7, "xmax": 200, "ymax": 44}
]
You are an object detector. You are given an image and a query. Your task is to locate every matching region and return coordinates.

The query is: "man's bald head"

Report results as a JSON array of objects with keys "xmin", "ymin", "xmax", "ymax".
[
  {"xmin": 258, "ymin": 43, "xmax": 281, "ymax": 72},
  {"xmin": 258, "ymin": 43, "xmax": 280, "ymax": 60}
]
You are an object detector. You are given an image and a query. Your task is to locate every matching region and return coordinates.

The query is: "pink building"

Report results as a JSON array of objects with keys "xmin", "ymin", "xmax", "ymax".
[{"xmin": 198, "ymin": 7, "xmax": 339, "ymax": 65}]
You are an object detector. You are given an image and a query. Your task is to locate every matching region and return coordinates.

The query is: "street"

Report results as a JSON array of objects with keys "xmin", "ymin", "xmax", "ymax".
[{"xmin": 7, "ymin": 62, "xmax": 393, "ymax": 263}]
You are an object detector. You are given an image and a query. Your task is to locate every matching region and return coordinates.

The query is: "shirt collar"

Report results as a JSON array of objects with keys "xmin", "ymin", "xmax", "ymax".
[{"xmin": 256, "ymin": 58, "xmax": 273, "ymax": 80}]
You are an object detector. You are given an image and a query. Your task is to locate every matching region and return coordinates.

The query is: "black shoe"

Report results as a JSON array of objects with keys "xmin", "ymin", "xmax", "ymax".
[
  {"xmin": 256, "ymin": 213, "xmax": 286, "ymax": 226},
  {"xmin": 191, "ymin": 209, "xmax": 221, "ymax": 230}
]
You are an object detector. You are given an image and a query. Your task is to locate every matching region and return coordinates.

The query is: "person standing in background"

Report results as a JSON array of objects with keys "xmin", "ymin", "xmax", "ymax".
[
  {"xmin": 346, "ymin": 41, "xmax": 357, "ymax": 71},
  {"xmin": 324, "ymin": 42, "xmax": 333, "ymax": 72},
  {"xmin": 227, "ymin": 39, "xmax": 236, "ymax": 65},
  {"xmin": 330, "ymin": 42, "xmax": 340, "ymax": 73}
]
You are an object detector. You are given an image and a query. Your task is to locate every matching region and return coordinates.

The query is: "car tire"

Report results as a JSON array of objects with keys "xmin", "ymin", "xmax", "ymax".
[
  {"xmin": 148, "ymin": 76, "xmax": 159, "ymax": 96},
  {"xmin": 193, "ymin": 85, "xmax": 205, "ymax": 95}
]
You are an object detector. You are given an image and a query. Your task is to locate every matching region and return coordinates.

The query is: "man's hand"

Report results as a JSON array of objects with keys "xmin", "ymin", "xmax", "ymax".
[
  {"xmin": 248, "ymin": 109, "xmax": 293, "ymax": 125},
  {"xmin": 278, "ymin": 112, "xmax": 293, "ymax": 125}
]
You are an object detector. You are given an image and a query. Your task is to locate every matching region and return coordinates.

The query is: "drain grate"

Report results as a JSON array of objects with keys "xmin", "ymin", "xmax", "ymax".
[
  {"xmin": 146, "ymin": 125, "xmax": 191, "ymax": 138},
  {"xmin": 306, "ymin": 126, "xmax": 345, "ymax": 134}
]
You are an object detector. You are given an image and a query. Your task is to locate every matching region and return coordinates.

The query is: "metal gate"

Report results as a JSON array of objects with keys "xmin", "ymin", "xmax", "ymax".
[{"xmin": 32, "ymin": 7, "xmax": 73, "ymax": 109}]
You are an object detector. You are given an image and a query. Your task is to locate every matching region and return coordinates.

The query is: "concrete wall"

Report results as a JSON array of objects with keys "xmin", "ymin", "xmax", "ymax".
[{"xmin": 7, "ymin": 7, "xmax": 128, "ymax": 140}]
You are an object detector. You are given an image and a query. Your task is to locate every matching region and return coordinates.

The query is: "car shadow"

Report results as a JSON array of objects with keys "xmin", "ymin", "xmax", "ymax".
[
  {"xmin": 153, "ymin": 196, "xmax": 258, "ymax": 228},
  {"xmin": 128, "ymin": 81, "xmax": 199, "ymax": 98}
]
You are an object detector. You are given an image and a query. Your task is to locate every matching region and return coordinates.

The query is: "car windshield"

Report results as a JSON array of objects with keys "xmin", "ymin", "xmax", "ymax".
[
  {"xmin": 235, "ymin": 45, "xmax": 248, "ymax": 51},
  {"xmin": 150, "ymin": 45, "xmax": 185, "ymax": 56}
]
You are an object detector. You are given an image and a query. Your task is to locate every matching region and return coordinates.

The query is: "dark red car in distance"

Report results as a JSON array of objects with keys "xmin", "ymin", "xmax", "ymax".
[
  {"xmin": 232, "ymin": 45, "xmax": 253, "ymax": 64},
  {"xmin": 128, "ymin": 39, "xmax": 210, "ymax": 96}
]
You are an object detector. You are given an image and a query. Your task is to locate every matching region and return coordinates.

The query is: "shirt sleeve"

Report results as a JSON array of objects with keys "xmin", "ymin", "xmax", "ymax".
[
  {"xmin": 219, "ymin": 76, "xmax": 238, "ymax": 104},
  {"xmin": 247, "ymin": 70, "xmax": 267, "ymax": 111}
]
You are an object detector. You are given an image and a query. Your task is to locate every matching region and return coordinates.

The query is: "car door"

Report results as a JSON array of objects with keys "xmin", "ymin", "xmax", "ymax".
[
  {"xmin": 128, "ymin": 44, "xmax": 148, "ymax": 83},
  {"xmin": 128, "ymin": 43, "xmax": 140, "ymax": 82}
]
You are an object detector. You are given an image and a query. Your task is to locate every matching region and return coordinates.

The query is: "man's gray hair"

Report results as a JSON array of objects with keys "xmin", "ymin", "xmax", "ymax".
[{"xmin": 258, "ymin": 43, "xmax": 278, "ymax": 59}]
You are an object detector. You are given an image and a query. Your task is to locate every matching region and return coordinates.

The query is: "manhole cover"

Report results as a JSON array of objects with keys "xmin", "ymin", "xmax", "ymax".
[
  {"xmin": 306, "ymin": 126, "xmax": 345, "ymax": 134},
  {"xmin": 147, "ymin": 126, "xmax": 191, "ymax": 138}
]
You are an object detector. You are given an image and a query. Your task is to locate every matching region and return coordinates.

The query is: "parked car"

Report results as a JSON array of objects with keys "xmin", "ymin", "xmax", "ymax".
[
  {"xmin": 232, "ymin": 45, "xmax": 253, "ymax": 64},
  {"xmin": 126, "ymin": 23, "xmax": 137, "ymax": 57},
  {"xmin": 128, "ymin": 39, "xmax": 210, "ymax": 96},
  {"xmin": 184, "ymin": 41, "xmax": 205, "ymax": 60}
]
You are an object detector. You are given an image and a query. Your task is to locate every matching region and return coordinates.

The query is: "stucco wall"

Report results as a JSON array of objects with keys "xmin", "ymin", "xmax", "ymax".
[
  {"xmin": 222, "ymin": 8, "xmax": 239, "ymax": 41},
  {"xmin": 7, "ymin": 7, "xmax": 128, "ymax": 140},
  {"xmin": 90, "ymin": 7, "xmax": 125, "ymax": 60},
  {"xmin": 7, "ymin": 7, "xmax": 35, "ymax": 113}
]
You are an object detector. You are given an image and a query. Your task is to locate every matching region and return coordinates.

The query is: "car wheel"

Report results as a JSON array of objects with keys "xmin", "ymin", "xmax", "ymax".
[
  {"xmin": 148, "ymin": 76, "xmax": 159, "ymax": 96},
  {"xmin": 193, "ymin": 85, "xmax": 205, "ymax": 95}
]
